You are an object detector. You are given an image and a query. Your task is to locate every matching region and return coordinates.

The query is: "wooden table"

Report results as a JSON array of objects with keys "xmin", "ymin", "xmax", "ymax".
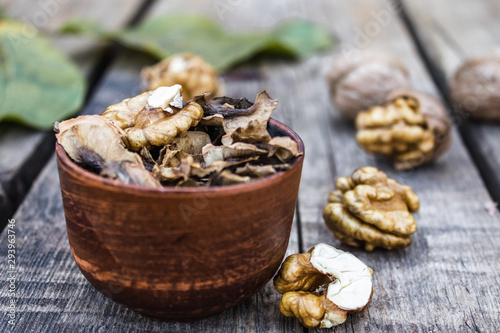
[{"xmin": 1, "ymin": 0, "xmax": 499, "ymax": 331}]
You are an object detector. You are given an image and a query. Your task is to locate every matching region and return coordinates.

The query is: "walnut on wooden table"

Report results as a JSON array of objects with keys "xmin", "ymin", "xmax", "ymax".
[
  {"xmin": 328, "ymin": 52, "xmax": 411, "ymax": 121},
  {"xmin": 323, "ymin": 167, "xmax": 419, "ymax": 251},
  {"xmin": 355, "ymin": 89, "xmax": 451, "ymax": 170},
  {"xmin": 274, "ymin": 243, "xmax": 373, "ymax": 328},
  {"xmin": 450, "ymin": 53, "xmax": 500, "ymax": 121}
]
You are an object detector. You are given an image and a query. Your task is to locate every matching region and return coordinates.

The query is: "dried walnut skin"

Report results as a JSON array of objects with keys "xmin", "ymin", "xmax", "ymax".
[
  {"xmin": 450, "ymin": 54, "xmax": 500, "ymax": 121},
  {"xmin": 356, "ymin": 89, "xmax": 451, "ymax": 170},
  {"xmin": 328, "ymin": 53, "xmax": 411, "ymax": 121},
  {"xmin": 323, "ymin": 167, "xmax": 419, "ymax": 251}
]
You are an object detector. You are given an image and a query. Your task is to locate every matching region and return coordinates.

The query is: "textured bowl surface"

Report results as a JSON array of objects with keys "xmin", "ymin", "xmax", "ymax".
[{"xmin": 56, "ymin": 118, "xmax": 304, "ymax": 321}]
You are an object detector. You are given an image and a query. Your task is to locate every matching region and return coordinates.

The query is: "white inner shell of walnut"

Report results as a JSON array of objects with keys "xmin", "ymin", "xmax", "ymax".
[
  {"xmin": 310, "ymin": 243, "xmax": 372, "ymax": 318},
  {"xmin": 147, "ymin": 84, "xmax": 183, "ymax": 113}
]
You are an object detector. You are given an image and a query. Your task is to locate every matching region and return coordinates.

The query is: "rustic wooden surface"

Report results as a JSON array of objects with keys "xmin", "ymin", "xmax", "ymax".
[
  {"xmin": 1, "ymin": 0, "xmax": 500, "ymax": 332},
  {"xmin": 401, "ymin": 0, "xmax": 500, "ymax": 203},
  {"xmin": 0, "ymin": 0, "xmax": 146, "ymax": 226}
]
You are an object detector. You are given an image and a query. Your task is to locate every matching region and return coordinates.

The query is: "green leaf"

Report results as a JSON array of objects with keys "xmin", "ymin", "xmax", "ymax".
[
  {"xmin": 118, "ymin": 15, "xmax": 334, "ymax": 71},
  {"xmin": 264, "ymin": 21, "xmax": 334, "ymax": 59},
  {"xmin": 0, "ymin": 19, "xmax": 86, "ymax": 129},
  {"xmin": 63, "ymin": 14, "xmax": 334, "ymax": 72},
  {"xmin": 59, "ymin": 19, "xmax": 114, "ymax": 39}
]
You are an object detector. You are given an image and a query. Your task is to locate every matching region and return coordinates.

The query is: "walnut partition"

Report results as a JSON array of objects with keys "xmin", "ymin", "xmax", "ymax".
[{"xmin": 55, "ymin": 119, "xmax": 304, "ymax": 321}]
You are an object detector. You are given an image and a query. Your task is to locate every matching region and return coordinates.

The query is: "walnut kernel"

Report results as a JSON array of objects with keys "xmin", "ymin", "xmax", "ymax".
[
  {"xmin": 355, "ymin": 89, "xmax": 451, "ymax": 170},
  {"xmin": 274, "ymin": 243, "xmax": 373, "ymax": 328},
  {"xmin": 323, "ymin": 167, "xmax": 419, "ymax": 251},
  {"xmin": 141, "ymin": 53, "xmax": 221, "ymax": 100}
]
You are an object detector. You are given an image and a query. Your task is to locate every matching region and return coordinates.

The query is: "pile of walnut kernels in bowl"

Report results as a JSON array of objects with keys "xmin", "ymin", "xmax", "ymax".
[{"xmin": 55, "ymin": 85, "xmax": 301, "ymax": 188}]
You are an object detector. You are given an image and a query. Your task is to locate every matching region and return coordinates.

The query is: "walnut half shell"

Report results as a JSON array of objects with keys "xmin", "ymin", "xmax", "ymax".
[
  {"xmin": 355, "ymin": 89, "xmax": 452, "ymax": 170},
  {"xmin": 54, "ymin": 115, "xmax": 161, "ymax": 188},
  {"xmin": 323, "ymin": 167, "xmax": 419, "ymax": 251},
  {"xmin": 274, "ymin": 243, "xmax": 373, "ymax": 328}
]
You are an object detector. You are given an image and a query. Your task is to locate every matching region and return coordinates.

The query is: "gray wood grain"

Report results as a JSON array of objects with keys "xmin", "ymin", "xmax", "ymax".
[
  {"xmin": 296, "ymin": 0, "xmax": 500, "ymax": 331},
  {"xmin": 401, "ymin": 0, "xmax": 500, "ymax": 203},
  {"xmin": 0, "ymin": 0, "xmax": 145, "ymax": 226},
  {"xmin": 1, "ymin": 0, "xmax": 500, "ymax": 332}
]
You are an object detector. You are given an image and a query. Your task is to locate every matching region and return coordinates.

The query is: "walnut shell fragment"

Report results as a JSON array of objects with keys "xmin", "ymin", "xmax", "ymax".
[
  {"xmin": 141, "ymin": 53, "xmax": 221, "ymax": 100},
  {"xmin": 195, "ymin": 90, "xmax": 302, "ymax": 164},
  {"xmin": 274, "ymin": 243, "xmax": 373, "ymax": 328},
  {"xmin": 355, "ymin": 89, "xmax": 452, "ymax": 170},
  {"xmin": 220, "ymin": 91, "xmax": 278, "ymax": 145},
  {"xmin": 449, "ymin": 53, "xmax": 500, "ymax": 121},
  {"xmin": 328, "ymin": 52, "xmax": 411, "ymax": 120},
  {"xmin": 323, "ymin": 167, "xmax": 419, "ymax": 251},
  {"xmin": 54, "ymin": 115, "xmax": 161, "ymax": 188}
]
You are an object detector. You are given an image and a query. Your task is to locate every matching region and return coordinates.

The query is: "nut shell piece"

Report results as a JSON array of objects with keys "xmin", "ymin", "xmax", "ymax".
[
  {"xmin": 323, "ymin": 167, "xmax": 419, "ymax": 251},
  {"xmin": 449, "ymin": 54, "xmax": 500, "ymax": 121},
  {"xmin": 141, "ymin": 53, "xmax": 221, "ymax": 100},
  {"xmin": 274, "ymin": 243, "xmax": 373, "ymax": 328},
  {"xmin": 328, "ymin": 52, "xmax": 411, "ymax": 120},
  {"xmin": 356, "ymin": 89, "xmax": 451, "ymax": 170},
  {"xmin": 55, "ymin": 115, "xmax": 161, "ymax": 188}
]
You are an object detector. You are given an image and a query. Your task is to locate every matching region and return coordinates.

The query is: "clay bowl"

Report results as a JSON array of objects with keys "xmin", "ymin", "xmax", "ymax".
[{"xmin": 56, "ymin": 118, "xmax": 304, "ymax": 321}]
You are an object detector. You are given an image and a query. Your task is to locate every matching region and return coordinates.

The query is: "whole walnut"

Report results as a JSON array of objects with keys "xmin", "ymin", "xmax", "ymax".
[
  {"xmin": 355, "ymin": 89, "xmax": 452, "ymax": 170},
  {"xmin": 449, "ymin": 54, "xmax": 500, "ymax": 121},
  {"xmin": 328, "ymin": 52, "xmax": 411, "ymax": 121},
  {"xmin": 141, "ymin": 53, "xmax": 221, "ymax": 100}
]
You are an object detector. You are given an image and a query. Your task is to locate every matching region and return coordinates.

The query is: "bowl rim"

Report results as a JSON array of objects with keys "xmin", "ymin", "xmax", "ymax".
[{"xmin": 56, "ymin": 118, "xmax": 305, "ymax": 196}]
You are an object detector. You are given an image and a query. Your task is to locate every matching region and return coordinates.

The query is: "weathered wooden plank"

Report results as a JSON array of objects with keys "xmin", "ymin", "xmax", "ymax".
[
  {"xmin": 0, "ymin": 0, "xmax": 146, "ymax": 226},
  {"xmin": 294, "ymin": 0, "xmax": 500, "ymax": 332},
  {"xmin": 400, "ymin": 0, "xmax": 500, "ymax": 203}
]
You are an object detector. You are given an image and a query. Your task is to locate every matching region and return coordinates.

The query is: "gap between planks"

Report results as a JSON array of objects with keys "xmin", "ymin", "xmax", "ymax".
[{"xmin": 397, "ymin": 0, "xmax": 500, "ymax": 204}]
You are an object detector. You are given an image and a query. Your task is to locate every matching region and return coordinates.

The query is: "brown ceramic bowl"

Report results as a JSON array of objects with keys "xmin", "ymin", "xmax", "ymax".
[{"xmin": 56, "ymin": 118, "xmax": 304, "ymax": 321}]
